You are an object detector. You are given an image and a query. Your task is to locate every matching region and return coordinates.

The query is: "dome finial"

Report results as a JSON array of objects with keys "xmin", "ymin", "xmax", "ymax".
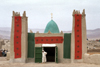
[{"xmin": 51, "ymin": 13, "xmax": 53, "ymax": 20}]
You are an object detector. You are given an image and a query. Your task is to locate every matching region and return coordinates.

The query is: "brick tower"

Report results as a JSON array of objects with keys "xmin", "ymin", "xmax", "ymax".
[
  {"xmin": 10, "ymin": 11, "xmax": 28, "ymax": 63},
  {"xmin": 71, "ymin": 9, "xmax": 87, "ymax": 63}
]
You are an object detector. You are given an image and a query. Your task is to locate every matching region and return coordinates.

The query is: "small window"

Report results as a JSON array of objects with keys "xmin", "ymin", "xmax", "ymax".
[
  {"xmin": 41, "ymin": 39, "xmax": 43, "ymax": 41},
  {"xmin": 17, "ymin": 53, "xmax": 19, "ymax": 55},
  {"xmin": 61, "ymin": 39, "xmax": 63, "ymax": 41},
  {"xmin": 77, "ymin": 30, "xmax": 79, "ymax": 32},
  {"xmin": 16, "ymin": 48, "xmax": 19, "ymax": 50},
  {"xmin": 51, "ymin": 39, "xmax": 53, "ymax": 41},
  {"xmin": 77, "ymin": 14, "xmax": 79, "ymax": 16},
  {"xmin": 77, "ymin": 35, "xmax": 79, "ymax": 37},
  {"xmin": 17, "ymin": 30, "xmax": 19, "ymax": 32},
  {"xmin": 77, "ymin": 19, "xmax": 79, "ymax": 21},
  {"xmin": 77, "ymin": 40, "xmax": 79, "ymax": 42},
  {"xmin": 17, "ymin": 24, "xmax": 19, "ymax": 27},
  {"xmin": 77, "ymin": 25, "xmax": 79, "ymax": 27},
  {"xmin": 46, "ymin": 39, "xmax": 48, "ymax": 41},
  {"xmin": 16, "ymin": 36, "xmax": 18, "ymax": 38},
  {"xmin": 77, "ymin": 45, "xmax": 79, "ymax": 47},
  {"xmin": 77, "ymin": 56, "xmax": 79, "ymax": 58},
  {"xmin": 77, "ymin": 51, "xmax": 79, "ymax": 53},
  {"xmin": 56, "ymin": 39, "xmax": 58, "ymax": 41},
  {"xmin": 16, "ymin": 42, "xmax": 18, "ymax": 44},
  {"xmin": 17, "ymin": 18, "xmax": 19, "ymax": 21},
  {"xmin": 36, "ymin": 39, "xmax": 38, "ymax": 41}
]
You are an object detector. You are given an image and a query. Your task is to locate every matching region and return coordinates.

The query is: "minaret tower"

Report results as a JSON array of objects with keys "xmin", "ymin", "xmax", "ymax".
[
  {"xmin": 10, "ymin": 11, "xmax": 28, "ymax": 63},
  {"xmin": 71, "ymin": 9, "xmax": 87, "ymax": 63}
]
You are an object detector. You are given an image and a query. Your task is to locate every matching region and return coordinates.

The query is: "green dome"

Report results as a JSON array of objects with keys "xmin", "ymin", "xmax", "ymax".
[{"xmin": 44, "ymin": 20, "xmax": 60, "ymax": 33}]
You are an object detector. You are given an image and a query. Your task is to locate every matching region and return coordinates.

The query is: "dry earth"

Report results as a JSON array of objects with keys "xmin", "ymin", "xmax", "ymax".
[
  {"xmin": 0, "ymin": 57, "xmax": 100, "ymax": 67},
  {"xmin": 87, "ymin": 52, "xmax": 100, "ymax": 55}
]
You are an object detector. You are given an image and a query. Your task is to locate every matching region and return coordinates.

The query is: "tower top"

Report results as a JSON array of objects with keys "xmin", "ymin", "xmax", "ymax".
[
  {"xmin": 51, "ymin": 13, "xmax": 53, "ymax": 20},
  {"xmin": 72, "ymin": 9, "xmax": 86, "ymax": 16}
]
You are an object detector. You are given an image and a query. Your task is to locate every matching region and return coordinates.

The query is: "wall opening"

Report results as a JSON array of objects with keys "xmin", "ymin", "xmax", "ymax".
[{"xmin": 43, "ymin": 47, "xmax": 55, "ymax": 62}]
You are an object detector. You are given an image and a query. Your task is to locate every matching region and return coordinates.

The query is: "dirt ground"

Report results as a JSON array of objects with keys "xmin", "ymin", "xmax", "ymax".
[
  {"xmin": 87, "ymin": 52, "xmax": 100, "ymax": 55},
  {"xmin": 0, "ymin": 57, "xmax": 100, "ymax": 67}
]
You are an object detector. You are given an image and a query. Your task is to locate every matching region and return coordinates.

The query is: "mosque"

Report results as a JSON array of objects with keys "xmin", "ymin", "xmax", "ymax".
[{"xmin": 10, "ymin": 9, "xmax": 87, "ymax": 63}]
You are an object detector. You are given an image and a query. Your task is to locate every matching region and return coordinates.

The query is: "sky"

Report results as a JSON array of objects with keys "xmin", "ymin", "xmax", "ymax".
[{"xmin": 0, "ymin": 0, "xmax": 100, "ymax": 31}]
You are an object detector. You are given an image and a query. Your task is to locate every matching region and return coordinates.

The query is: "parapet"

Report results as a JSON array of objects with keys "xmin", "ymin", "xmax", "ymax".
[
  {"xmin": 12, "ymin": 11, "xmax": 26, "ymax": 17},
  {"xmin": 72, "ymin": 9, "xmax": 86, "ymax": 16}
]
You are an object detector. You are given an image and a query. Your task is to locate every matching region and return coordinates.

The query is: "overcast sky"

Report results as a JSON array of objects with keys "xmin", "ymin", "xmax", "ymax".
[{"xmin": 0, "ymin": 0, "xmax": 100, "ymax": 31}]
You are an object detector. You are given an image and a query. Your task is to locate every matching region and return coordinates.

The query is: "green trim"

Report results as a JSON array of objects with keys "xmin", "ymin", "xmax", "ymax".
[
  {"xmin": 27, "ymin": 33, "xmax": 35, "ymax": 58},
  {"xmin": 35, "ymin": 47, "xmax": 42, "ymax": 63},
  {"xmin": 56, "ymin": 46, "xmax": 58, "ymax": 63},
  {"xmin": 63, "ymin": 33, "xmax": 71, "ymax": 59}
]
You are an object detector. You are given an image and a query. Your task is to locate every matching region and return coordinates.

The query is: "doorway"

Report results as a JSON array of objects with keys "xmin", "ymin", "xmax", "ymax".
[{"xmin": 43, "ymin": 47, "xmax": 55, "ymax": 62}]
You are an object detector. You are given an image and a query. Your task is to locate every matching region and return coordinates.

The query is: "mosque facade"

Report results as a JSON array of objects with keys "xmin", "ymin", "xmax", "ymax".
[{"xmin": 10, "ymin": 9, "xmax": 87, "ymax": 63}]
